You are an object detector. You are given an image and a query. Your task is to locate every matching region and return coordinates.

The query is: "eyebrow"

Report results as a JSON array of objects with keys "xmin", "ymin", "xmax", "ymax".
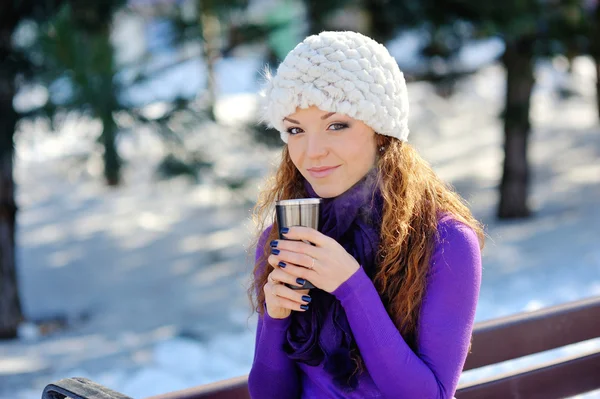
[{"xmin": 283, "ymin": 112, "xmax": 337, "ymax": 125}]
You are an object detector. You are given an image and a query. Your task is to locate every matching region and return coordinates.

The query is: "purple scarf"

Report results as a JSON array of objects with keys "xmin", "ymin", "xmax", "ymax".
[{"xmin": 283, "ymin": 168, "xmax": 384, "ymax": 390}]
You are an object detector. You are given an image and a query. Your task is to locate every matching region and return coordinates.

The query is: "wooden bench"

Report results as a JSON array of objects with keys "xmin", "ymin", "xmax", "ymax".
[
  {"xmin": 458, "ymin": 295, "xmax": 600, "ymax": 398},
  {"xmin": 44, "ymin": 296, "xmax": 600, "ymax": 399}
]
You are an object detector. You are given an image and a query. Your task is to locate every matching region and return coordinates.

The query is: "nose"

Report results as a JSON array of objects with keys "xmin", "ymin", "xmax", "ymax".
[{"xmin": 305, "ymin": 133, "xmax": 328, "ymax": 159}]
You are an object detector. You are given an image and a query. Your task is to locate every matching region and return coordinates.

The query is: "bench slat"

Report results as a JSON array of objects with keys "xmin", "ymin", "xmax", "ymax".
[
  {"xmin": 457, "ymin": 349, "xmax": 600, "ymax": 399},
  {"xmin": 144, "ymin": 296, "xmax": 600, "ymax": 399},
  {"xmin": 464, "ymin": 295, "xmax": 600, "ymax": 370},
  {"xmin": 147, "ymin": 376, "xmax": 250, "ymax": 399}
]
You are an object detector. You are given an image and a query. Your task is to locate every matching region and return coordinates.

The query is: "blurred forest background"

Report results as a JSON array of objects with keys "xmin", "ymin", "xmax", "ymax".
[{"xmin": 1, "ymin": 0, "xmax": 599, "ymax": 397}]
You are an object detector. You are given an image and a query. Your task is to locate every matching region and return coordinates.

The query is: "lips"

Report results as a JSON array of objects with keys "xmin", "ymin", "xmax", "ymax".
[{"xmin": 307, "ymin": 165, "xmax": 339, "ymax": 178}]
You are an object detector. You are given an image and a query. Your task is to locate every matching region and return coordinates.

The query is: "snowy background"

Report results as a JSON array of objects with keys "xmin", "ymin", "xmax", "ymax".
[{"xmin": 1, "ymin": 10, "xmax": 600, "ymax": 399}]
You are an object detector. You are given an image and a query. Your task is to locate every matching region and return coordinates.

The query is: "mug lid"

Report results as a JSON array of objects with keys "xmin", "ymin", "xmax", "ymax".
[{"xmin": 276, "ymin": 198, "xmax": 322, "ymax": 206}]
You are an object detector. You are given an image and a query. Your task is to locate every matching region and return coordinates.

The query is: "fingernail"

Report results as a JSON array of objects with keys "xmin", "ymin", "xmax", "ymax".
[
  {"xmin": 270, "ymin": 240, "xmax": 278, "ymax": 248},
  {"xmin": 278, "ymin": 261, "xmax": 286, "ymax": 268},
  {"xmin": 271, "ymin": 248, "xmax": 280, "ymax": 255},
  {"xmin": 300, "ymin": 304, "xmax": 309, "ymax": 311},
  {"xmin": 296, "ymin": 278, "xmax": 306, "ymax": 285},
  {"xmin": 281, "ymin": 227, "xmax": 289, "ymax": 234},
  {"xmin": 302, "ymin": 295, "xmax": 312, "ymax": 303}
]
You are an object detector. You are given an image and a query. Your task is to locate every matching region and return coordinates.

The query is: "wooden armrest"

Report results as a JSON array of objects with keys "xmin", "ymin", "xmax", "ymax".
[{"xmin": 43, "ymin": 377, "xmax": 133, "ymax": 399}]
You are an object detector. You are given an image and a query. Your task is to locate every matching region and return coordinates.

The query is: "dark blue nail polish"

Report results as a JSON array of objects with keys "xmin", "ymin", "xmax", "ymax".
[
  {"xmin": 278, "ymin": 261, "xmax": 286, "ymax": 268},
  {"xmin": 302, "ymin": 295, "xmax": 312, "ymax": 303},
  {"xmin": 270, "ymin": 240, "xmax": 278, "ymax": 248},
  {"xmin": 271, "ymin": 248, "xmax": 280, "ymax": 255},
  {"xmin": 296, "ymin": 278, "xmax": 306, "ymax": 286},
  {"xmin": 300, "ymin": 304, "xmax": 309, "ymax": 310},
  {"xmin": 281, "ymin": 227, "xmax": 289, "ymax": 234}
]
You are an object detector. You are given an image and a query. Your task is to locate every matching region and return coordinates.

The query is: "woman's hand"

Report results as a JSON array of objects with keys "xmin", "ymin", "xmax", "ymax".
[
  {"xmin": 267, "ymin": 226, "xmax": 361, "ymax": 293},
  {"xmin": 264, "ymin": 266, "xmax": 311, "ymax": 319}
]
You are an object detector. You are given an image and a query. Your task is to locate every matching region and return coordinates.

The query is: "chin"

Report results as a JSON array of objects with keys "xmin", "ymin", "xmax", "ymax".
[{"xmin": 309, "ymin": 182, "xmax": 345, "ymax": 198}]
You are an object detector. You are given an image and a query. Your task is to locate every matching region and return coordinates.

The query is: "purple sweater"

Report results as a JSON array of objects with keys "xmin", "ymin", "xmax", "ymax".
[{"xmin": 248, "ymin": 216, "xmax": 482, "ymax": 398}]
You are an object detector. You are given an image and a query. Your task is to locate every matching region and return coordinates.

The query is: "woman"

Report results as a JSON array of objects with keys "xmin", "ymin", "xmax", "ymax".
[{"xmin": 248, "ymin": 31, "xmax": 484, "ymax": 398}]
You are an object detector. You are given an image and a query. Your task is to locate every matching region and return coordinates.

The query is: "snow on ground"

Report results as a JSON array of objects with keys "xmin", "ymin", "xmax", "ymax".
[{"xmin": 1, "ymin": 54, "xmax": 599, "ymax": 398}]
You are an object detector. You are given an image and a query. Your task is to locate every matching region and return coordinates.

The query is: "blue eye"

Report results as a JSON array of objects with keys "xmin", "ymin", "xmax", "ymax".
[
  {"xmin": 287, "ymin": 127, "xmax": 303, "ymax": 135},
  {"xmin": 329, "ymin": 123, "xmax": 349, "ymax": 131}
]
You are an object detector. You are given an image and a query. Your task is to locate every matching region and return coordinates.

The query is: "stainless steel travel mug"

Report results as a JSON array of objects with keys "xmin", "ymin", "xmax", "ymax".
[{"xmin": 275, "ymin": 198, "xmax": 322, "ymax": 290}]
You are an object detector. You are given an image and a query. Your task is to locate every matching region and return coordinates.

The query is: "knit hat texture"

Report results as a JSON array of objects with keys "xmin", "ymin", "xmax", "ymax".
[{"xmin": 261, "ymin": 31, "xmax": 409, "ymax": 143}]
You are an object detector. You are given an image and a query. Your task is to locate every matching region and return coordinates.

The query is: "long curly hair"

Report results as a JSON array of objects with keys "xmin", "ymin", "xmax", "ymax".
[{"xmin": 248, "ymin": 134, "xmax": 485, "ymax": 355}]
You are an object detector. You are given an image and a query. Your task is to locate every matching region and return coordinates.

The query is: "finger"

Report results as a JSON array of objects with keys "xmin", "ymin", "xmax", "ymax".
[
  {"xmin": 267, "ymin": 280, "xmax": 310, "ymax": 296},
  {"xmin": 270, "ymin": 268, "xmax": 304, "ymax": 288},
  {"xmin": 273, "ymin": 283, "xmax": 312, "ymax": 305},
  {"xmin": 273, "ymin": 249, "xmax": 317, "ymax": 271},
  {"xmin": 270, "ymin": 239, "xmax": 322, "ymax": 259},
  {"xmin": 281, "ymin": 226, "xmax": 331, "ymax": 247},
  {"xmin": 274, "ymin": 296, "xmax": 310, "ymax": 311},
  {"xmin": 264, "ymin": 281, "xmax": 285, "ymax": 303},
  {"xmin": 267, "ymin": 254, "xmax": 285, "ymax": 268},
  {"xmin": 263, "ymin": 281, "xmax": 276, "ymax": 297},
  {"xmin": 270, "ymin": 284, "xmax": 311, "ymax": 311},
  {"xmin": 275, "ymin": 261, "xmax": 318, "ymax": 283}
]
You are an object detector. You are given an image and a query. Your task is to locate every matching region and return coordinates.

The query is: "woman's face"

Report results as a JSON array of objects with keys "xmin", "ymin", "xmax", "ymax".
[{"xmin": 284, "ymin": 106, "xmax": 378, "ymax": 198}]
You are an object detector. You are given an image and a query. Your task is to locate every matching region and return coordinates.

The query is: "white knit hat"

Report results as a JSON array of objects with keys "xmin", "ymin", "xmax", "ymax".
[{"xmin": 261, "ymin": 31, "xmax": 410, "ymax": 143}]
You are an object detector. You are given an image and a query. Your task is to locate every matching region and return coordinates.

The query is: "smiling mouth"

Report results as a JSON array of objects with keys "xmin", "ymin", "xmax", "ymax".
[{"xmin": 307, "ymin": 165, "xmax": 340, "ymax": 178}]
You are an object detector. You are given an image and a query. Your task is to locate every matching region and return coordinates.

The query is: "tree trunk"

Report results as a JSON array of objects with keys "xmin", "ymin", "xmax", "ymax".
[
  {"xmin": 199, "ymin": 0, "xmax": 219, "ymax": 121},
  {"xmin": 596, "ymin": 59, "xmax": 600, "ymax": 121},
  {"xmin": 365, "ymin": 0, "xmax": 396, "ymax": 44},
  {"xmin": 101, "ymin": 113, "xmax": 120, "ymax": 186},
  {"xmin": 498, "ymin": 40, "xmax": 535, "ymax": 219},
  {"xmin": 593, "ymin": 4, "xmax": 600, "ymax": 121},
  {"xmin": 0, "ymin": 33, "xmax": 24, "ymax": 339},
  {"xmin": 0, "ymin": 155, "xmax": 21, "ymax": 340},
  {"xmin": 93, "ymin": 21, "xmax": 121, "ymax": 186},
  {"xmin": 305, "ymin": 0, "xmax": 330, "ymax": 35}
]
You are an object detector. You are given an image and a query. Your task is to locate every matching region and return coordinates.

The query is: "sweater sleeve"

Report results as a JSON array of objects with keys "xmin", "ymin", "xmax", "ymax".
[
  {"xmin": 248, "ymin": 225, "xmax": 301, "ymax": 399},
  {"xmin": 332, "ymin": 219, "xmax": 482, "ymax": 398}
]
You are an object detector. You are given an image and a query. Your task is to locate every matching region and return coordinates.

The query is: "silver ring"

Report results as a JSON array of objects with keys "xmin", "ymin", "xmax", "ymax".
[{"xmin": 310, "ymin": 257, "xmax": 316, "ymax": 270}]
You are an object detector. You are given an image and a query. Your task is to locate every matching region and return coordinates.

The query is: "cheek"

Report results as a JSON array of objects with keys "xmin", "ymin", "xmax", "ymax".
[
  {"xmin": 287, "ymin": 143, "xmax": 302, "ymax": 167},
  {"xmin": 346, "ymin": 139, "xmax": 376, "ymax": 165}
]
